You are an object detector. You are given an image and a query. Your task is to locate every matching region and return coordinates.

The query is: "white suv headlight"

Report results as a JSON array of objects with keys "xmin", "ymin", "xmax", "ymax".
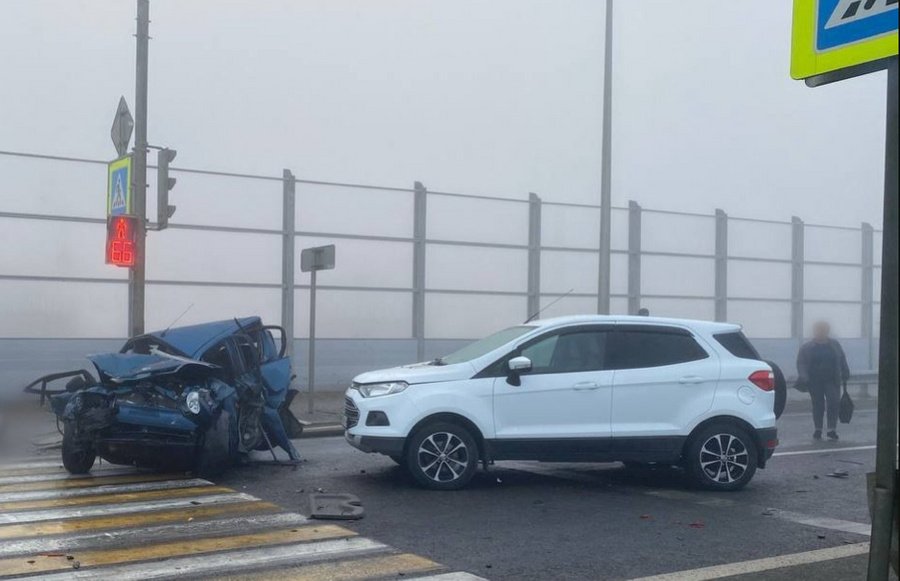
[{"xmin": 357, "ymin": 381, "xmax": 408, "ymax": 398}]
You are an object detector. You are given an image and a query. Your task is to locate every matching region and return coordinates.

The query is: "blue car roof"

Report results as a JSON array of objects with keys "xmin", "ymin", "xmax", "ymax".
[{"xmin": 145, "ymin": 316, "xmax": 261, "ymax": 358}]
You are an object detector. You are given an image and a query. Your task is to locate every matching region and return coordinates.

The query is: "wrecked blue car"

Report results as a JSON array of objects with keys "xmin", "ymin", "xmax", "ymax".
[{"xmin": 24, "ymin": 317, "xmax": 303, "ymax": 476}]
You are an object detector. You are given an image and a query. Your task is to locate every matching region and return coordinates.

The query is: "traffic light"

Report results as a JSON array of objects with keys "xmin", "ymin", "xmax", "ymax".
[
  {"xmin": 106, "ymin": 215, "xmax": 138, "ymax": 267},
  {"xmin": 157, "ymin": 148, "xmax": 177, "ymax": 229}
]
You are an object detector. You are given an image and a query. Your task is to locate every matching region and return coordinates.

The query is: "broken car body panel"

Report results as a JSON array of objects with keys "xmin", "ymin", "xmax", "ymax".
[{"xmin": 29, "ymin": 316, "xmax": 301, "ymax": 475}]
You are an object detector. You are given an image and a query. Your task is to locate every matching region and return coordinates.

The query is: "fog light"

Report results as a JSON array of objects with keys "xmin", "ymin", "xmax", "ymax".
[
  {"xmin": 366, "ymin": 411, "xmax": 390, "ymax": 426},
  {"xmin": 185, "ymin": 391, "xmax": 201, "ymax": 415}
]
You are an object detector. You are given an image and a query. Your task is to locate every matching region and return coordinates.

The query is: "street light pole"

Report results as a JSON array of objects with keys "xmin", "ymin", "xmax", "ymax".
[
  {"xmin": 128, "ymin": 0, "xmax": 150, "ymax": 338},
  {"xmin": 598, "ymin": 0, "xmax": 613, "ymax": 315}
]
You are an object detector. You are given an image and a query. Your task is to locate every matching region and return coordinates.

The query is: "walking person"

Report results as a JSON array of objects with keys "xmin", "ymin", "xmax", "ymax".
[{"xmin": 796, "ymin": 322, "xmax": 851, "ymax": 441}]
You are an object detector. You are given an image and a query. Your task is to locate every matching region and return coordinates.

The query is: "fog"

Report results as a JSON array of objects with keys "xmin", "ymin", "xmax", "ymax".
[{"xmin": 0, "ymin": 0, "xmax": 888, "ymax": 349}]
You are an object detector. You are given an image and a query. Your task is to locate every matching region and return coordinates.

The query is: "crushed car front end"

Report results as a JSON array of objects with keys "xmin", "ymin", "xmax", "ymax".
[{"xmin": 48, "ymin": 353, "xmax": 238, "ymax": 473}]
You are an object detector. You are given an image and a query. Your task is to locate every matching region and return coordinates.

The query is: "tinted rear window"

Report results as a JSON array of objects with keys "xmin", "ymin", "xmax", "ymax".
[
  {"xmin": 608, "ymin": 330, "xmax": 708, "ymax": 370},
  {"xmin": 714, "ymin": 331, "xmax": 761, "ymax": 360}
]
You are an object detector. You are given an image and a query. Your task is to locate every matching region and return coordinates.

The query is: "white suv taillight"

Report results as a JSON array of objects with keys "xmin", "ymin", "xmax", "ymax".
[{"xmin": 749, "ymin": 370, "xmax": 775, "ymax": 391}]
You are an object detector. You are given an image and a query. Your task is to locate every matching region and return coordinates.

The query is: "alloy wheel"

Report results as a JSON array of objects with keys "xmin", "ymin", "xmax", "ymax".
[
  {"xmin": 699, "ymin": 433, "xmax": 749, "ymax": 484},
  {"xmin": 417, "ymin": 432, "xmax": 470, "ymax": 483}
]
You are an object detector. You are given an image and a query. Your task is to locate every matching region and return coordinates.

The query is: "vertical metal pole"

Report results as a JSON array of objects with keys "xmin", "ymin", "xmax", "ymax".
[
  {"xmin": 867, "ymin": 56, "xmax": 898, "ymax": 581},
  {"xmin": 282, "ymin": 170, "xmax": 296, "ymax": 364},
  {"xmin": 307, "ymin": 269, "xmax": 316, "ymax": 414},
  {"xmin": 627, "ymin": 200, "xmax": 642, "ymax": 315},
  {"xmin": 527, "ymin": 193, "xmax": 542, "ymax": 319},
  {"xmin": 861, "ymin": 221, "xmax": 874, "ymax": 397},
  {"xmin": 791, "ymin": 216, "xmax": 805, "ymax": 345},
  {"xmin": 128, "ymin": 0, "xmax": 150, "ymax": 338},
  {"xmin": 715, "ymin": 209, "xmax": 728, "ymax": 322},
  {"xmin": 597, "ymin": 0, "xmax": 613, "ymax": 315},
  {"xmin": 412, "ymin": 182, "xmax": 427, "ymax": 362}
]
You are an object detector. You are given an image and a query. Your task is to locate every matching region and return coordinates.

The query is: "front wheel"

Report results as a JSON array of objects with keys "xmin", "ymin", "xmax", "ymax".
[
  {"xmin": 406, "ymin": 422, "xmax": 479, "ymax": 490},
  {"xmin": 686, "ymin": 424, "xmax": 758, "ymax": 491},
  {"xmin": 61, "ymin": 421, "xmax": 96, "ymax": 474}
]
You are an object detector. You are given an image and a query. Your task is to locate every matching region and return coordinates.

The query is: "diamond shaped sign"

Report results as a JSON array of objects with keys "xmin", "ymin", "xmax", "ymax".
[{"xmin": 110, "ymin": 96, "xmax": 134, "ymax": 158}]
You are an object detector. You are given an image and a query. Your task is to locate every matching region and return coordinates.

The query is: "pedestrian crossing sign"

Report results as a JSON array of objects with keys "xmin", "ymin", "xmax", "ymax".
[
  {"xmin": 792, "ymin": 0, "xmax": 898, "ymax": 82},
  {"xmin": 107, "ymin": 156, "xmax": 132, "ymax": 216}
]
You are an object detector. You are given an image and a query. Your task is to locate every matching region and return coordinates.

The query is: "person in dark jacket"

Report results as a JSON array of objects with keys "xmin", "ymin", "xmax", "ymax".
[{"xmin": 797, "ymin": 322, "xmax": 851, "ymax": 441}]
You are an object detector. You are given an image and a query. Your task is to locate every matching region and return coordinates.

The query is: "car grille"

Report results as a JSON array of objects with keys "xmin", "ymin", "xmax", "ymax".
[{"xmin": 343, "ymin": 396, "xmax": 359, "ymax": 429}]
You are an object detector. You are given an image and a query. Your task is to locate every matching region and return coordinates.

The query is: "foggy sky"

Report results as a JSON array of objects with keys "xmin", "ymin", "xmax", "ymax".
[{"xmin": 0, "ymin": 0, "xmax": 890, "ymax": 227}]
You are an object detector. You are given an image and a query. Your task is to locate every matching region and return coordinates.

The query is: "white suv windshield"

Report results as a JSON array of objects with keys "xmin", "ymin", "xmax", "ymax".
[{"xmin": 439, "ymin": 326, "xmax": 536, "ymax": 365}]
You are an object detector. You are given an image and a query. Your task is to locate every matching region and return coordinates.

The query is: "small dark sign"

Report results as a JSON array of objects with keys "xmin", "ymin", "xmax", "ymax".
[{"xmin": 301, "ymin": 244, "xmax": 336, "ymax": 272}]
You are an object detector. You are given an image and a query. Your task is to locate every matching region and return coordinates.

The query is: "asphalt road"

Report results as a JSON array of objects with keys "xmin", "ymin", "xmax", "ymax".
[
  {"xmin": 210, "ymin": 403, "xmax": 888, "ymax": 581},
  {"xmin": 0, "ymin": 400, "xmax": 891, "ymax": 581}
]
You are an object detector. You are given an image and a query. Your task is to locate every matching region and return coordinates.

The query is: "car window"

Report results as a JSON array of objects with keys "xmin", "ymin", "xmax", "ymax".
[
  {"xmin": 200, "ymin": 341, "xmax": 235, "ymax": 381},
  {"xmin": 714, "ymin": 331, "xmax": 761, "ymax": 360},
  {"xmin": 234, "ymin": 335, "xmax": 260, "ymax": 372},
  {"xmin": 522, "ymin": 330, "xmax": 607, "ymax": 374},
  {"xmin": 608, "ymin": 330, "xmax": 708, "ymax": 370}
]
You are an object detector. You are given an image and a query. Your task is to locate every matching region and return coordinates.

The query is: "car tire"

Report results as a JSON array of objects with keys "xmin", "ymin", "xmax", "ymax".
[
  {"xmin": 765, "ymin": 360, "xmax": 787, "ymax": 420},
  {"xmin": 195, "ymin": 411, "xmax": 233, "ymax": 478},
  {"xmin": 686, "ymin": 423, "xmax": 758, "ymax": 491},
  {"xmin": 61, "ymin": 421, "xmax": 96, "ymax": 474},
  {"xmin": 406, "ymin": 422, "xmax": 479, "ymax": 490}
]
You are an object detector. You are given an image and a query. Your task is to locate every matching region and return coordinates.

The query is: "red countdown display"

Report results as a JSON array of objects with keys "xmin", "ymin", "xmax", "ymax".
[{"xmin": 106, "ymin": 215, "xmax": 138, "ymax": 267}]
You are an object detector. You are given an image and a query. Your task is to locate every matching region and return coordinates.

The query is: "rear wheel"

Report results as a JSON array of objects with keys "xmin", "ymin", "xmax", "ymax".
[
  {"xmin": 61, "ymin": 421, "xmax": 96, "ymax": 474},
  {"xmin": 686, "ymin": 423, "xmax": 757, "ymax": 491},
  {"xmin": 406, "ymin": 422, "xmax": 479, "ymax": 490}
]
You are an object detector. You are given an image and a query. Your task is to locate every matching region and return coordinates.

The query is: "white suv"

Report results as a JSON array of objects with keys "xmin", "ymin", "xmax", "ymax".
[{"xmin": 343, "ymin": 316, "xmax": 780, "ymax": 491}]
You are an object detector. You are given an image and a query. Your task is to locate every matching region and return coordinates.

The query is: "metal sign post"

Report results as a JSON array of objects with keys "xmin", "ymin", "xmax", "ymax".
[
  {"xmin": 791, "ymin": 2, "xmax": 898, "ymax": 577},
  {"xmin": 300, "ymin": 244, "xmax": 336, "ymax": 414}
]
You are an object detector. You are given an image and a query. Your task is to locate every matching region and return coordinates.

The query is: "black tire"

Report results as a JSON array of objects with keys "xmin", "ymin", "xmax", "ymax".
[
  {"xmin": 194, "ymin": 412, "xmax": 233, "ymax": 478},
  {"xmin": 686, "ymin": 423, "xmax": 758, "ymax": 491},
  {"xmin": 765, "ymin": 360, "xmax": 787, "ymax": 420},
  {"xmin": 61, "ymin": 421, "xmax": 96, "ymax": 474},
  {"xmin": 405, "ymin": 422, "xmax": 479, "ymax": 490}
]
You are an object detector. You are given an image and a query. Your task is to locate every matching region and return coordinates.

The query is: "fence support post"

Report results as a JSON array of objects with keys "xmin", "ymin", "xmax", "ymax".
[
  {"xmin": 281, "ymin": 169, "xmax": 296, "ymax": 365},
  {"xmin": 715, "ymin": 209, "xmax": 728, "ymax": 322},
  {"xmin": 627, "ymin": 201, "xmax": 642, "ymax": 315},
  {"xmin": 791, "ymin": 216, "xmax": 805, "ymax": 344},
  {"xmin": 527, "ymin": 193, "xmax": 542, "ymax": 319},
  {"xmin": 861, "ymin": 222, "xmax": 874, "ymax": 397},
  {"xmin": 413, "ymin": 181, "xmax": 427, "ymax": 362}
]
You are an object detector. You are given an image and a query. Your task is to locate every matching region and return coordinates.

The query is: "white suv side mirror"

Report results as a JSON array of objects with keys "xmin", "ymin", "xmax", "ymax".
[{"xmin": 508, "ymin": 356, "xmax": 532, "ymax": 372}]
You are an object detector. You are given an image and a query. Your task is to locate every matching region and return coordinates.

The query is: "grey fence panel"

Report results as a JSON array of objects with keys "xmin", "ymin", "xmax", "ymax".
[{"xmin": 0, "ymin": 149, "xmax": 883, "ymax": 396}]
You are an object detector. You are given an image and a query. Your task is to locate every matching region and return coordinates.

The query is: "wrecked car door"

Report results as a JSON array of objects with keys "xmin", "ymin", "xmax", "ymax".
[{"xmin": 231, "ymin": 333, "xmax": 301, "ymax": 460}]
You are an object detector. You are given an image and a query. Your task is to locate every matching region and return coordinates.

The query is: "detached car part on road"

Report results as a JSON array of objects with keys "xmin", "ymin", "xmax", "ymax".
[
  {"xmin": 344, "ymin": 316, "xmax": 786, "ymax": 491},
  {"xmin": 25, "ymin": 317, "xmax": 303, "ymax": 476}
]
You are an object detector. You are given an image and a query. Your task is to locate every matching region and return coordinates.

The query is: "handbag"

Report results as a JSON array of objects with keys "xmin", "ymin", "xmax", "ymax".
[{"xmin": 839, "ymin": 382, "xmax": 854, "ymax": 424}]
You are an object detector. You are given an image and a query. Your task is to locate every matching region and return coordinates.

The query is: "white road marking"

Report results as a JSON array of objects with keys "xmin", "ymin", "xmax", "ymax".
[
  {"xmin": 0, "ymin": 492, "xmax": 257, "ymax": 524},
  {"xmin": 28, "ymin": 537, "xmax": 388, "ymax": 581},
  {"xmin": 0, "ymin": 478, "xmax": 212, "ymax": 503},
  {"xmin": 0, "ymin": 467, "xmax": 148, "ymax": 485},
  {"xmin": 773, "ymin": 445, "xmax": 876, "ymax": 457},
  {"xmin": 623, "ymin": 542, "xmax": 869, "ymax": 580},
  {"xmin": 411, "ymin": 573, "xmax": 492, "ymax": 581},
  {"xmin": 770, "ymin": 509, "xmax": 871, "ymax": 536},
  {"xmin": 0, "ymin": 460, "xmax": 64, "ymax": 471},
  {"xmin": 0, "ymin": 512, "xmax": 309, "ymax": 557}
]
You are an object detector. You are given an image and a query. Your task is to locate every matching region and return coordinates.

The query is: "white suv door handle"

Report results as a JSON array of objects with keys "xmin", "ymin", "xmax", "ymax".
[
  {"xmin": 679, "ymin": 375, "xmax": 706, "ymax": 384},
  {"xmin": 572, "ymin": 382, "xmax": 601, "ymax": 390}
]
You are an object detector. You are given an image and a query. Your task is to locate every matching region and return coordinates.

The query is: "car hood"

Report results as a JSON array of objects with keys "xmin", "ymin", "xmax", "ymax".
[
  {"xmin": 88, "ymin": 352, "xmax": 222, "ymax": 384},
  {"xmin": 352, "ymin": 361, "xmax": 477, "ymax": 385}
]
